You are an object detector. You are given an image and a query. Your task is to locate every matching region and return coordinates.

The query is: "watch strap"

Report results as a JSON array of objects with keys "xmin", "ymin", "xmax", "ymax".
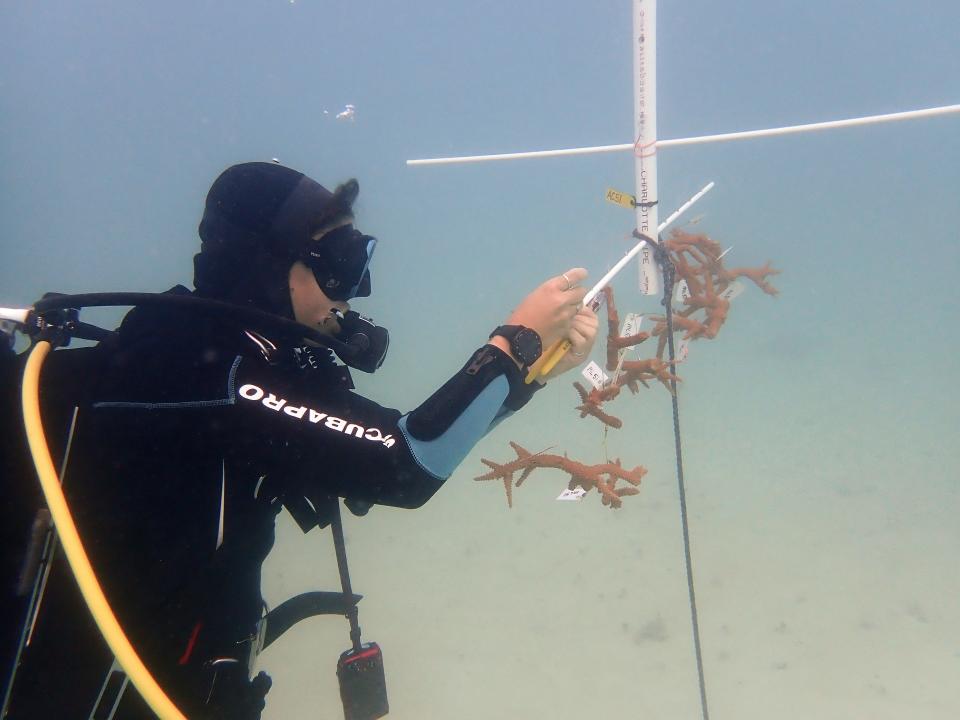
[
  {"xmin": 489, "ymin": 324, "xmax": 521, "ymax": 342},
  {"xmin": 489, "ymin": 325, "xmax": 542, "ymax": 367}
]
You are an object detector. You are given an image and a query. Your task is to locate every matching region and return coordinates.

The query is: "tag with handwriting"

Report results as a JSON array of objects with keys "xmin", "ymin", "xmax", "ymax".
[
  {"xmin": 557, "ymin": 487, "xmax": 587, "ymax": 502},
  {"xmin": 719, "ymin": 281, "xmax": 745, "ymax": 302},
  {"xmin": 638, "ymin": 244, "xmax": 659, "ymax": 296},
  {"xmin": 621, "ymin": 312, "xmax": 644, "ymax": 338},
  {"xmin": 581, "ymin": 360, "xmax": 609, "ymax": 390},
  {"xmin": 604, "ymin": 187, "xmax": 635, "ymax": 209},
  {"xmin": 673, "ymin": 279, "xmax": 691, "ymax": 304}
]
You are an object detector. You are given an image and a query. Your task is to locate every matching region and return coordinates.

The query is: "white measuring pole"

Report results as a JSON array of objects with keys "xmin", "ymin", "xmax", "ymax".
[{"xmin": 634, "ymin": 0, "xmax": 659, "ymax": 295}]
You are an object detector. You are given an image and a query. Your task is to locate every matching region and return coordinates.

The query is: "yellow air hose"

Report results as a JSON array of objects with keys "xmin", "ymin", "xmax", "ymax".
[{"xmin": 21, "ymin": 340, "xmax": 186, "ymax": 720}]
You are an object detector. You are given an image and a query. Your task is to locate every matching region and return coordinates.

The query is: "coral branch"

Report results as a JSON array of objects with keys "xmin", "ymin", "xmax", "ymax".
[
  {"xmin": 720, "ymin": 261, "xmax": 781, "ymax": 296},
  {"xmin": 645, "ymin": 230, "xmax": 780, "ymax": 356},
  {"xmin": 602, "ymin": 286, "xmax": 650, "ymax": 371},
  {"xmin": 650, "ymin": 313, "xmax": 706, "ymax": 340},
  {"xmin": 491, "ymin": 225, "xmax": 781, "ymax": 516},
  {"xmin": 476, "ymin": 442, "xmax": 647, "ymax": 509},
  {"xmin": 618, "ymin": 358, "xmax": 680, "ymax": 394},
  {"xmin": 573, "ymin": 381, "xmax": 623, "ymax": 429}
]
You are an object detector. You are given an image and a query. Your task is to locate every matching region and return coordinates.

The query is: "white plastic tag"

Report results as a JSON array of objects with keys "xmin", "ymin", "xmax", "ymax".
[
  {"xmin": 621, "ymin": 312, "xmax": 644, "ymax": 338},
  {"xmin": 719, "ymin": 281, "xmax": 745, "ymax": 302},
  {"xmin": 676, "ymin": 337, "xmax": 690, "ymax": 363},
  {"xmin": 673, "ymin": 279, "xmax": 691, "ymax": 304},
  {"xmin": 557, "ymin": 487, "xmax": 587, "ymax": 502},
  {"xmin": 581, "ymin": 361, "xmax": 609, "ymax": 391}
]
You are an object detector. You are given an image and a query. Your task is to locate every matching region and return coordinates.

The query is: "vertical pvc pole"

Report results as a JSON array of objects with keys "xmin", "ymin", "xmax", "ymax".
[{"xmin": 634, "ymin": 0, "xmax": 660, "ymax": 295}]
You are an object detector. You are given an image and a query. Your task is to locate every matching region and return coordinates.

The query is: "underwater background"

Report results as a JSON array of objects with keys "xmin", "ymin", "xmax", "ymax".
[{"xmin": 2, "ymin": 1, "xmax": 958, "ymax": 718}]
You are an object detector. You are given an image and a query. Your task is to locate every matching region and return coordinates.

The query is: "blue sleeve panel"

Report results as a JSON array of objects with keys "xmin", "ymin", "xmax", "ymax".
[
  {"xmin": 395, "ymin": 345, "xmax": 542, "ymax": 483},
  {"xmin": 398, "ymin": 375, "xmax": 509, "ymax": 479}
]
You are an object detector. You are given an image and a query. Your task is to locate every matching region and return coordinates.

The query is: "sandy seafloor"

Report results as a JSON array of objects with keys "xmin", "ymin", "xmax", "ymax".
[
  {"xmin": 257, "ymin": 331, "xmax": 960, "ymax": 720},
  {"xmin": 2, "ymin": 1, "xmax": 958, "ymax": 718}
]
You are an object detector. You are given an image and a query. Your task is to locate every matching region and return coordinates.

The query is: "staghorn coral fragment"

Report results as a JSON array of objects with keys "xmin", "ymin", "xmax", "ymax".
[
  {"xmin": 476, "ymin": 442, "xmax": 646, "ymax": 509},
  {"xmin": 662, "ymin": 229, "xmax": 722, "ymax": 259},
  {"xmin": 573, "ymin": 381, "xmax": 623, "ymax": 429},
  {"xmin": 618, "ymin": 358, "xmax": 680, "ymax": 394},
  {"xmin": 602, "ymin": 286, "xmax": 651, "ymax": 370},
  {"xmin": 640, "ymin": 230, "xmax": 780, "ymax": 357},
  {"xmin": 682, "ymin": 295, "xmax": 729, "ymax": 339},
  {"xmin": 544, "ymin": 227, "xmax": 778, "ymax": 517},
  {"xmin": 476, "ymin": 457, "xmax": 516, "ymax": 508},
  {"xmin": 720, "ymin": 261, "xmax": 781, "ymax": 296},
  {"xmin": 650, "ymin": 313, "xmax": 706, "ymax": 340}
]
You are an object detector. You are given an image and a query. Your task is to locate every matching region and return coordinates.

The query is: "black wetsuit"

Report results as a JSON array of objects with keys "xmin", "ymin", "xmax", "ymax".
[{"xmin": 2, "ymin": 289, "xmax": 538, "ymax": 719}]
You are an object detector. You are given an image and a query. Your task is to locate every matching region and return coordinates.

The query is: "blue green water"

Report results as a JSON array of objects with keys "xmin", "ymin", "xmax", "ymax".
[{"xmin": 2, "ymin": 1, "xmax": 958, "ymax": 718}]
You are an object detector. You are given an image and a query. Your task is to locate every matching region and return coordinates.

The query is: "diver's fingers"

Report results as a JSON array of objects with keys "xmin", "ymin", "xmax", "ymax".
[
  {"xmin": 566, "ymin": 285, "xmax": 588, "ymax": 306},
  {"xmin": 554, "ymin": 267, "xmax": 588, "ymax": 292},
  {"xmin": 570, "ymin": 308, "xmax": 599, "ymax": 334},
  {"xmin": 568, "ymin": 311, "xmax": 598, "ymax": 353},
  {"xmin": 566, "ymin": 326, "xmax": 589, "ymax": 356}
]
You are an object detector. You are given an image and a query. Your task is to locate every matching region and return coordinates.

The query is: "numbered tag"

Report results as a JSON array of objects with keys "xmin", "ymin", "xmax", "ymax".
[
  {"xmin": 676, "ymin": 337, "xmax": 690, "ymax": 363},
  {"xmin": 557, "ymin": 487, "xmax": 587, "ymax": 502},
  {"xmin": 719, "ymin": 281, "xmax": 745, "ymax": 302},
  {"xmin": 621, "ymin": 312, "xmax": 644, "ymax": 338},
  {"xmin": 605, "ymin": 187, "xmax": 635, "ymax": 209},
  {"xmin": 581, "ymin": 360, "xmax": 609, "ymax": 391},
  {"xmin": 673, "ymin": 279, "xmax": 691, "ymax": 304}
]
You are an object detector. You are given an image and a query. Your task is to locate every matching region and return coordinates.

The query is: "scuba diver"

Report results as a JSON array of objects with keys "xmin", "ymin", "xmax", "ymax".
[{"xmin": 0, "ymin": 161, "xmax": 597, "ymax": 719}]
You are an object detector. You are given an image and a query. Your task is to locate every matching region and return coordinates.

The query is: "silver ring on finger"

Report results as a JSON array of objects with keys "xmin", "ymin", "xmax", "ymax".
[{"xmin": 561, "ymin": 272, "xmax": 572, "ymax": 291}]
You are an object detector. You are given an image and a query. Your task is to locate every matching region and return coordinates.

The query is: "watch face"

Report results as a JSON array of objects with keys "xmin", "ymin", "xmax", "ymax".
[{"xmin": 513, "ymin": 327, "xmax": 542, "ymax": 366}]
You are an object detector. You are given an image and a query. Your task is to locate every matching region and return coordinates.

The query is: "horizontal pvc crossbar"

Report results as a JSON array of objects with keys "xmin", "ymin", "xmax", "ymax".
[{"xmin": 406, "ymin": 103, "xmax": 960, "ymax": 166}]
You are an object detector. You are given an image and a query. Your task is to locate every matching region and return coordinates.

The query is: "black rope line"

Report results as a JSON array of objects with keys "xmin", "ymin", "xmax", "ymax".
[{"xmin": 646, "ymin": 232, "xmax": 711, "ymax": 720}]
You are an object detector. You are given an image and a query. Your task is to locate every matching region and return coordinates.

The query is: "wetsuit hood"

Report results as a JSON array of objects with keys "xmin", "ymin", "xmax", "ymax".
[{"xmin": 193, "ymin": 162, "xmax": 354, "ymax": 319}]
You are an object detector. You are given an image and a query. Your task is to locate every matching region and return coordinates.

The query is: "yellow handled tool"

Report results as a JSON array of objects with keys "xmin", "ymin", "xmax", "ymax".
[
  {"xmin": 522, "ymin": 182, "xmax": 715, "ymax": 385},
  {"xmin": 524, "ymin": 339, "xmax": 570, "ymax": 383}
]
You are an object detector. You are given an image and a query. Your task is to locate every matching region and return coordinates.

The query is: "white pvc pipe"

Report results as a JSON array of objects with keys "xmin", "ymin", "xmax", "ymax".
[
  {"xmin": 0, "ymin": 307, "xmax": 30, "ymax": 323},
  {"xmin": 406, "ymin": 103, "xmax": 960, "ymax": 166},
  {"xmin": 407, "ymin": 143, "xmax": 627, "ymax": 165},
  {"xmin": 633, "ymin": 0, "xmax": 659, "ymax": 295},
  {"xmin": 583, "ymin": 180, "xmax": 714, "ymax": 306},
  {"xmin": 657, "ymin": 103, "xmax": 960, "ymax": 148}
]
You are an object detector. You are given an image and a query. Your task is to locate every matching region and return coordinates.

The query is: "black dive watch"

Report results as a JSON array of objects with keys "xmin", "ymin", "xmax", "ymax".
[{"xmin": 489, "ymin": 325, "xmax": 543, "ymax": 368}]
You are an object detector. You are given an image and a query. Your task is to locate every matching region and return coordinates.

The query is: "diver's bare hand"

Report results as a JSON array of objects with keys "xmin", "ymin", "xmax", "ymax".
[
  {"xmin": 488, "ymin": 268, "xmax": 588, "ymax": 365},
  {"xmin": 538, "ymin": 305, "xmax": 599, "ymax": 380}
]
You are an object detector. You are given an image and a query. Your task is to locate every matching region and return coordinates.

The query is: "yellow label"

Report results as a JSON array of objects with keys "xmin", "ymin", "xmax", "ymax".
[{"xmin": 605, "ymin": 188, "xmax": 635, "ymax": 209}]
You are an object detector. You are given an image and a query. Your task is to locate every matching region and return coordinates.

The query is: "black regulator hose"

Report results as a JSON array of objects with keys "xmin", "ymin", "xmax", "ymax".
[{"xmin": 31, "ymin": 292, "xmax": 356, "ymax": 358}]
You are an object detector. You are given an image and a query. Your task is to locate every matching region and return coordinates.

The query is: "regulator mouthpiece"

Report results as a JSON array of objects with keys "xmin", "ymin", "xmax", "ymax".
[{"xmin": 333, "ymin": 311, "xmax": 389, "ymax": 373}]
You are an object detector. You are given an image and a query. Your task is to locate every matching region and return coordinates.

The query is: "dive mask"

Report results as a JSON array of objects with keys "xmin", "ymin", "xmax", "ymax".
[{"xmin": 303, "ymin": 224, "xmax": 376, "ymax": 301}]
